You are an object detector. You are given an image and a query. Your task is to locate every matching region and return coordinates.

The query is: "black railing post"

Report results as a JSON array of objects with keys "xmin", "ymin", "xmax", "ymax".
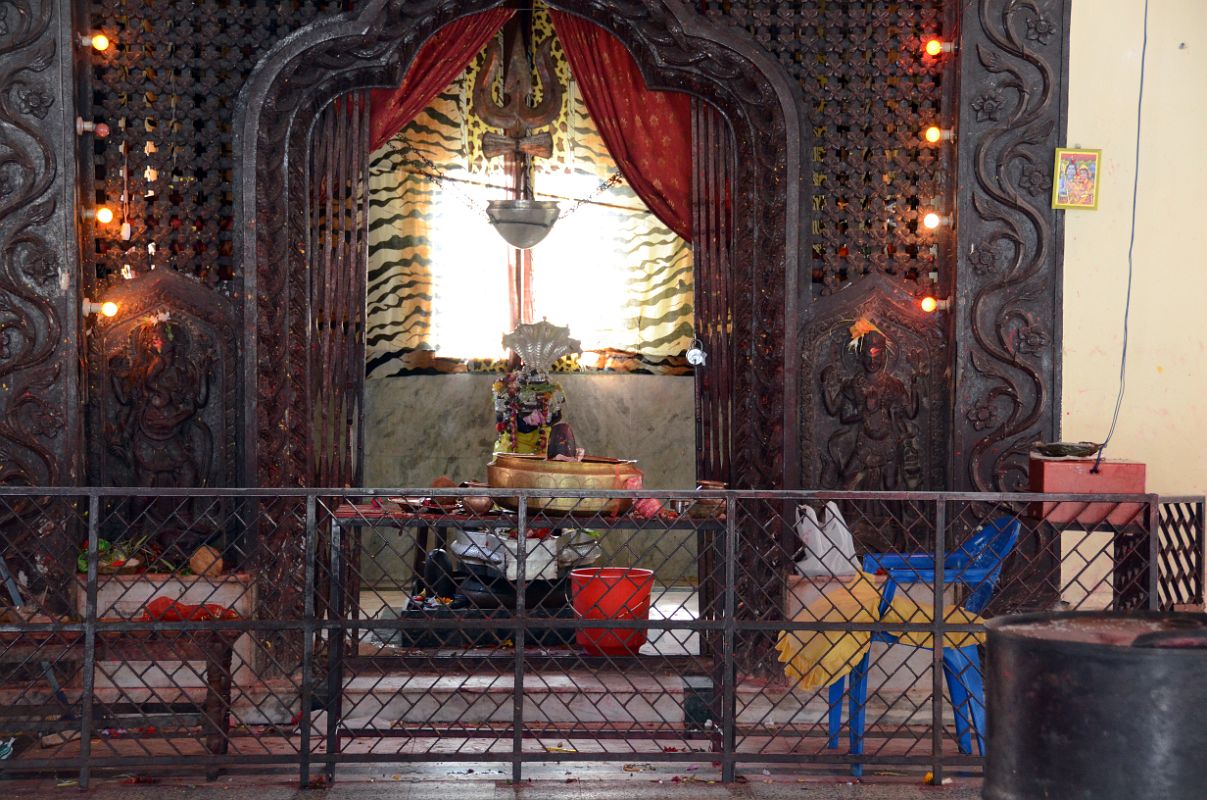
[
  {"xmin": 325, "ymin": 505, "xmax": 345, "ymax": 781},
  {"xmin": 931, "ymin": 499, "xmax": 947, "ymax": 784},
  {"xmin": 721, "ymin": 492, "xmax": 737, "ymax": 783},
  {"xmin": 299, "ymin": 494, "xmax": 317, "ymax": 788},
  {"xmin": 1199, "ymin": 498, "xmax": 1206, "ymax": 607},
  {"xmin": 512, "ymin": 494, "xmax": 527, "ymax": 785},
  {"xmin": 1147, "ymin": 494, "xmax": 1161, "ymax": 611},
  {"xmin": 79, "ymin": 493, "xmax": 100, "ymax": 789}
]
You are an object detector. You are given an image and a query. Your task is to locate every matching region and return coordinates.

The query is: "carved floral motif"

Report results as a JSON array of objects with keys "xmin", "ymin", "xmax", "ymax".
[
  {"xmin": 1026, "ymin": 15, "xmax": 1056, "ymax": 45},
  {"xmin": 0, "ymin": 0, "xmax": 74, "ymax": 512},
  {"xmin": 954, "ymin": 0, "xmax": 1067, "ymax": 491},
  {"xmin": 1018, "ymin": 166, "xmax": 1051, "ymax": 196},
  {"xmin": 1014, "ymin": 324, "xmax": 1051, "ymax": 356},
  {"xmin": 970, "ymin": 244, "xmax": 999, "ymax": 276},
  {"xmin": 967, "ymin": 400, "xmax": 998, "ymax": 431},
  {"xmin": 15, "ymin": 85, "xmax": 52, "ymax": 118},
  {"xmin": 14, "ymin": 240, "xmax": 57, "ymax": 287},
  {"xmin": 13, "ymin": 391, "xmax": 64, "ymax": 439},
  {"xmin": 971, "ymin": 88, "xmax": 1006, "ymax": 122}
]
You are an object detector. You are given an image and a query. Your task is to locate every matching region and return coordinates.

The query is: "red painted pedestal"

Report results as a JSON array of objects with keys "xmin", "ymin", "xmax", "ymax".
[{"xmin": 1029, "ymin": 457, "xmax": 1148, "ymax": 526}]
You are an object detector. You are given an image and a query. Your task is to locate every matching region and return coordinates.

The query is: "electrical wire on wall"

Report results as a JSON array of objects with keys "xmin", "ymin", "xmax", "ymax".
[{"xmin": 1092, "ymin": 0, "xmax": 1149, "ymax": 473}]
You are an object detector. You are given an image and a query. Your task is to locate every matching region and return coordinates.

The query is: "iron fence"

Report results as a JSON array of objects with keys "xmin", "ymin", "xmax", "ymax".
[{"xmin": 0, "ymin": 487, "xmax": 1202, "ymax": 787}]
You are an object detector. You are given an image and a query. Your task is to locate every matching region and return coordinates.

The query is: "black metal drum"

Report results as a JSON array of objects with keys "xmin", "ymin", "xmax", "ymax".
[{"xmin": 985, "ymin": 611, "xmax": 1207, "ymax": 800}]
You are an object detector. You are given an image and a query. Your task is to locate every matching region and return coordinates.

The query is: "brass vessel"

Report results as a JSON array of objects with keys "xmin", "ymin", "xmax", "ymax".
[
  {"xmin": 459, "ymin": 481, "xmax": 495, "ymax": 515},
  {"xmin": 688, "ymin": 479, "xmax": 727, "ymax": 519},
  {"xmin": 487, "ymin": 453, "xmax": 642, "ymax": 515}
]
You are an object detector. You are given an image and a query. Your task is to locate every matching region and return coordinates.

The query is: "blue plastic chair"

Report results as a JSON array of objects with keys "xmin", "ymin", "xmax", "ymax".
[{"xmin": 825, "ymin": 516, "xmax": 1021, "ymax": 774}]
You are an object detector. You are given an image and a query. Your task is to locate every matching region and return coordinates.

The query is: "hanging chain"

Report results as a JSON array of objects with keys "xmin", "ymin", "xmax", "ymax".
[
  {"xmin": 401, "ymin": 146, "xmax": 492, "ymax": 221},
  {"xmin": 555, "ymin": 172, "xmax": 625, "ymax": 219},
  {"xmin": 397, "ymin": 143, "xmax": 624, "ymax": 221}
]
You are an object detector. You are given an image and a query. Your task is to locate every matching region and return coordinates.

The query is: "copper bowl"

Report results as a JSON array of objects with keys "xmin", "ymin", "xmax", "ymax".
[
  {"xmin": 460, "ymin": 481, "xmax": 495, "ymax": 515},
  {"xmin": 487, "ymin": 453, "xmax": 642, "ymax": 515},
  {"xmin": 688, "ymin": 480, "xmax": 727, "ymax": 519}
]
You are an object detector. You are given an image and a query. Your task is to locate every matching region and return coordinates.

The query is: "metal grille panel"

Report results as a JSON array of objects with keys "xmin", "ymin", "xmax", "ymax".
[{"xmin": 2, "ymin": 487, "xmax": 1198, "ymax": 786}]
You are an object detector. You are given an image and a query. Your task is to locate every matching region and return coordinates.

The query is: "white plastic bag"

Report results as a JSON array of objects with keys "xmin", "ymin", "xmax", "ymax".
[{"xmin": 795, "ymin": 501, "xmax": 858, "ymax": 577}]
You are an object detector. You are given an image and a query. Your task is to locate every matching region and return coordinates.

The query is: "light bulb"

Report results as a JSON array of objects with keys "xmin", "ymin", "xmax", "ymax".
[
  {"xmin": 89, "ymin": 33, "xmax": 110, "ymax": 51},
  {"xmin": 920, "ymin": 296, "xmax": 938, "ymax": 313},
  {"xmin": 94, "ymin": 206, "xmax": 114, "ymax": 224},
  {"xmin": 75, "ymin": 118, "xmax": 111, "ymax": 138},
  {"xmin": 922, "ymin": 212, "xmax": 948, "ymax": 230},
  {"xmin": 925, "ymin": 39, "xmax": 944, "ymax": 56},
  {"xmin": 922, "ymin": 126, "xmax": 951, "ymax": 144},
  {"xmin": 82, "ymin": 298, "xmax": 120, "ymax": 317}
]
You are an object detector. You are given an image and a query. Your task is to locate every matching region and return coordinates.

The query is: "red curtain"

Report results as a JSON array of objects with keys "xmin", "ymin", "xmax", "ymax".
[
  {"xmin": 549, "ymin": 12, "xmax": 693, "ymax": 241},
  {"xmin": 369, "ymin": 9, "xmax": 514, "ymax": 152}
]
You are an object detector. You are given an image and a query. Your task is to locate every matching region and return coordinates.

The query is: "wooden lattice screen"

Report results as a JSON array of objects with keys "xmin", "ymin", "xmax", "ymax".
[
  {"xmin": 85, "ymin": 1, "xmax": 951, "ymax": 297},
  {"xmin": 704, "ymin": 0, "xmax": 952, "ymax": 297},
  {"xmin": 84, "ymin": 0, "xmax": 351, "ymax": 291}
]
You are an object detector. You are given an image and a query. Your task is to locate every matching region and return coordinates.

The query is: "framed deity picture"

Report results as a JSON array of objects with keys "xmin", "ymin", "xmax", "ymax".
[{"xmin": 1052, "ymin": 148, "xmax": 1101, "ymax": 210}]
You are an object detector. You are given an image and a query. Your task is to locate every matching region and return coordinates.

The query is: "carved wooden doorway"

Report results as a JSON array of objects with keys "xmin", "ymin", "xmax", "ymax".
[{"xmin": 234, "ymin": 1, "xmax": 809, "ymax": 493}]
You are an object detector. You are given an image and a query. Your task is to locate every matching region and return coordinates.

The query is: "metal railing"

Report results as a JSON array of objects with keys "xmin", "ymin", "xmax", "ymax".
[{"xmin": 0, "ymin": 487, "xmax": 1201, "ymax": 786}]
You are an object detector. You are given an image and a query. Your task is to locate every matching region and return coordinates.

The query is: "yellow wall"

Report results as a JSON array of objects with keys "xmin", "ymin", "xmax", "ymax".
[{"xmin": 1062, "ymin": 0, "xmax": 1207, "ymax": 494}]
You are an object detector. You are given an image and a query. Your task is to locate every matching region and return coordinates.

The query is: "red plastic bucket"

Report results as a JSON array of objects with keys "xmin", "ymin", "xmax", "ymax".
[{"xmin": 569, "ymin": 567, "xmax": 655, "ymax": 656}]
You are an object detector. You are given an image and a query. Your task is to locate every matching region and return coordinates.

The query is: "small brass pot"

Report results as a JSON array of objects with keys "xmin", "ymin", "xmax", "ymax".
[
  {"xmin": 460, "ymin": 481, "xmax": 494, "ymax": 515},
  {"xmin": 688, "ymin": 480, "xmax": 727, "ymax": 519},
  {"xmin": 487, "ymin": 453, "xmax": 642, "ymax": 515}
]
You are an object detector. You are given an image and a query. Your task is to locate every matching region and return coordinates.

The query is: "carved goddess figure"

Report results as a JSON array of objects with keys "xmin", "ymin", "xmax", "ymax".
[{"xmin": 820, "ymin": 330, "xmax": 923, "ymax": 491}]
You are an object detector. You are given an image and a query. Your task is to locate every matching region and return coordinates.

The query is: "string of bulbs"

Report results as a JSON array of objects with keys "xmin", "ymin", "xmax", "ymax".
[
  {"xmin": 917, "ymin": 36, "xmax": 956, "ymax": 316},
  {"xmin": 78, "ymin": 29, "xmax": 120, "ymax": 318}
]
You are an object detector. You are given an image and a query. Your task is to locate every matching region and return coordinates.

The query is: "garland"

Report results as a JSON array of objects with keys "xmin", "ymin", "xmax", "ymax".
[{"xmin": 492, "ymin": 372, "xmax": 565, "ymax": 455}]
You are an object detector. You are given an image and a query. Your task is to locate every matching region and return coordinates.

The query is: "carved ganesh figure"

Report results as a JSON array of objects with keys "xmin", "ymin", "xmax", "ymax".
[
  {"xmin": 108, "ymin": 318, "xmax": 214, "ymax": 554},
  {"xmin": 819, "ymin": 330, "xmax": 925, "ymax": 491},
  {"xmin": 110, "ymin": 318, "xmax": 213, "ymax": 486}
]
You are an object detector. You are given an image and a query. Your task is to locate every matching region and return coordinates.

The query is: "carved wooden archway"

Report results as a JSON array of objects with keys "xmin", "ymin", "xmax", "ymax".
[{"xmin": 233, "ymin": 0, "xmax": 808, "ymax": 492}]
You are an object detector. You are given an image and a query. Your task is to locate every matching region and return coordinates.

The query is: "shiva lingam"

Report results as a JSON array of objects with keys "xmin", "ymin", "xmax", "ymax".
[{"xmin": 486, "ymin": 320, "xmax": 642, "ymax": 515}]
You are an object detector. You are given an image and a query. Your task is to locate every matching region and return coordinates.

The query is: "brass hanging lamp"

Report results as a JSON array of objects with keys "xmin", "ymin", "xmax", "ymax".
[{"xmin": 471, "ymin": 18, "xmax": 564, "ymax": 249}]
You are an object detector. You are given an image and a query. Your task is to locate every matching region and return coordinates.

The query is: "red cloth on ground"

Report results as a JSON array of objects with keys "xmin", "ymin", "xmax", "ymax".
[
  {"xmin": 369, "ymin": 9, "xmax": 514, "ymax": 151},
  {"xmin": 140, "ymin": 596, "xmax": 240, "ymax": 622},
  {"xmin": 549, "ymin": 11, "xmax": 693, "ymax": 241}
]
